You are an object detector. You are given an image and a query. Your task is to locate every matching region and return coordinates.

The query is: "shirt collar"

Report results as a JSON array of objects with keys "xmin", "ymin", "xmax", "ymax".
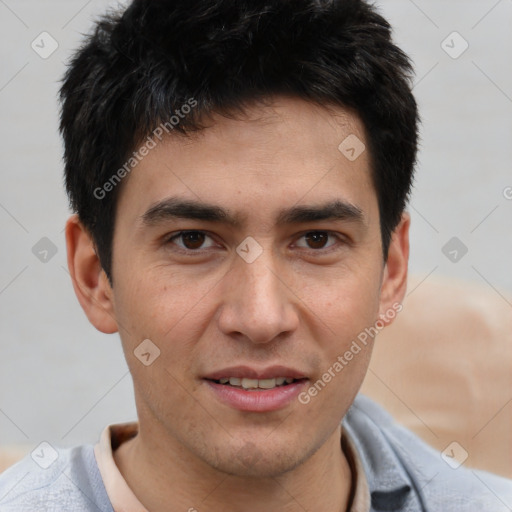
[
  {"xmin": 343, "ymin": 398, "xmax": 416, "ymax": 511},
  {"xmin": 94, "ymin": 423, "xmax": 148, "ymax": 512},
  {"xmin": 342, "ymin": 428, "xmax": 372, "ymax": 511}
]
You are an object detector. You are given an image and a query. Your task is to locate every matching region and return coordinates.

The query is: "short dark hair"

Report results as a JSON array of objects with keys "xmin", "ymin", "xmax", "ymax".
[{"xmin": 59, "ymin": 0, "xmax": 419, "ymax": 283}]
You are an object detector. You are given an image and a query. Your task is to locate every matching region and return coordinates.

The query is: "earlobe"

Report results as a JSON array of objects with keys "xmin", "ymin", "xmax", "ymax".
[
  {"xmin": 378, "ymin": 212, "xmax": 410, "ymax": 325},
  {"xmin": 65, "ymin": 215, "xmax": 119, "ymax": 334}
]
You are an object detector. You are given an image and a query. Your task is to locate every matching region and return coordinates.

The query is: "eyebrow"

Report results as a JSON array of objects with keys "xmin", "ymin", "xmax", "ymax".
[{"xmin": 139, "ymin": 197, "xmax": 365, "ymax": 228}]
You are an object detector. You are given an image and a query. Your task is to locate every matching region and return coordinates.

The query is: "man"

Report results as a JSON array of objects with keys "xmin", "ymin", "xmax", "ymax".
[{"xmin": 1, "ymin": 0, "xmax": 511, "ymax": 510}]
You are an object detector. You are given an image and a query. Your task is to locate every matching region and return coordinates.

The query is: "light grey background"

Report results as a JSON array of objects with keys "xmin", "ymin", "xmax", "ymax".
[{"xmin": 1, "ymin": 0, "xmax": 511, "ymax": 448}]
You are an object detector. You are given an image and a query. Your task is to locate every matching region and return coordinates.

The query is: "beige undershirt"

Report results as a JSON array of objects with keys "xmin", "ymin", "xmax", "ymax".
[{"xmin": 93, "ymin": 422, "xmax": 370, "ymax": 512}]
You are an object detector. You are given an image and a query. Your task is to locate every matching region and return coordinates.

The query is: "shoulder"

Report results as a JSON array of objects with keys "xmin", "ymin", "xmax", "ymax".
[
  {"xmin": 344, "ymin": 394, "xmax": 512, "ymax": 511},
  {"xmin": 0, "ymin": 443, "xmax": 112, "ymax": 512}
]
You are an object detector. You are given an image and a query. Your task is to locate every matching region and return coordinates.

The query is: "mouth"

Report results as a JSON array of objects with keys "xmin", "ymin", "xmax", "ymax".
[
  {"xmin": 205, "ymin": 376, "xmax": 306, "ymax": 390},
  {"xmin": 202, "ymin": 366, "xmax": 309, "ymax": 412},
  {"xmin": 203, "ymin": 365, "xmax": 309, "ymax": 413}
]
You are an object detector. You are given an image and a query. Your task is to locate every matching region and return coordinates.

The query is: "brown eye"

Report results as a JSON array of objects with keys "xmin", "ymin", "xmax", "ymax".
[
  {"xmin": 294, "ymin": 231, "xmax": 343, "ymax": 252},
  {"xmin": 180, "ymin": 231, "xmax": 206, "ymax": 249},
  {"xmin": 304, "ymin": 232, "xmax": 329, "ymax": 249},
  {"xmin": 167, "ymin": 230, "xmax": 217, "ymax": 252}
]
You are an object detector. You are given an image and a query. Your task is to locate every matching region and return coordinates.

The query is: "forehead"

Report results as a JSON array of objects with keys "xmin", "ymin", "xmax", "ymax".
[{"xmin": 116, "ymin": 96, "xmax": 376, "ymax": 226}]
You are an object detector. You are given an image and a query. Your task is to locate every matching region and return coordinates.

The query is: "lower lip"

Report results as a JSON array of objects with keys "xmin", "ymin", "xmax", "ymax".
[{"xmin": 204, "ymin": 380, "xmax": 308, "ymax": 412}]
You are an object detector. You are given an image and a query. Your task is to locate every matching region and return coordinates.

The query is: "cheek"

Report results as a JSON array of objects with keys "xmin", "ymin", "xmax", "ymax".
[
  {"xmin": 113, "ymin": 268, "xmax": 218, "ymax": 363},
  {"xmin": 304, "ymin": 266, "xmax": 382, "ymax": 334},
  {"xmin": 115, "ymin": 268, "xmax": 181, "ymax": 330},
  {"xmin": 301, "ymin": 267, "xmax": 382, "ymax": 400},
  {"xmin": 298, "ymin": 282, "xmax": 379, "ymax": 419},
  {"xmin": 112, "ymin": 273, "xmax": 208, "ymax": 409}
]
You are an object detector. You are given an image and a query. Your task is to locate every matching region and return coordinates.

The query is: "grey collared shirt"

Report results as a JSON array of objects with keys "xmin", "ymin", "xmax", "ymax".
[{"xmin": 343, "ymin": 395, "xmax": 512, "ymax": 511}]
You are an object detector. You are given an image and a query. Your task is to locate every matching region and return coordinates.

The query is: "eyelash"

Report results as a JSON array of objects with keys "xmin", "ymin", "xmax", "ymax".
[{"xmin": 164, "ymin": 230, "xmax": 347, "ymax": 255}]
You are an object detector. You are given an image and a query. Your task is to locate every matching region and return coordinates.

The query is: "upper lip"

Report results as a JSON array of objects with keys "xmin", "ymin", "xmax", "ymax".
[{"xmin": 204, "ymin": 365, "xmax": 307, "ymax": 380}]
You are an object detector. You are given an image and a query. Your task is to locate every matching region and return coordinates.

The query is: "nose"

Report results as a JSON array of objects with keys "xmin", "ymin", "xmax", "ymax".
[{"xmin": 217, "ymin": 247, "xmax": 299, "ymax": 344}]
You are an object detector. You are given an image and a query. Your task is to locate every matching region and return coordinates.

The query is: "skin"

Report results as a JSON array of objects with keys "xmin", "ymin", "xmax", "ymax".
[{"xmin": 66, "ymin": 96, "xmax": 410, "ymax": 512}]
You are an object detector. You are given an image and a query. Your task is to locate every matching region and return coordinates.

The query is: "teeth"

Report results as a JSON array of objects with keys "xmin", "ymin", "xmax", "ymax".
[
  {"xmin": 241, "ymin": 378, "xmax": 259, "ymax": 389},
  {"xmin": 215, "ymin": 377, "xmax": 297, "ymax": 389},
  {"xmin": 258, "ymin": 378, "xmax": 276, "ymax": 389}
]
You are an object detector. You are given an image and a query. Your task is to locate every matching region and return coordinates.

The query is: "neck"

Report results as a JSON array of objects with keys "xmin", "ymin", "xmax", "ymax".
[{"xmin": 113, "ymin": 422, "xmax": 352, "ymax": 512}]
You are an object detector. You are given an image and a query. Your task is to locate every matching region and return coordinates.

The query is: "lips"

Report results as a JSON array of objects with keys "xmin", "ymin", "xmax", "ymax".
[
  {"xmin": 203, "ymin": 365, "xmax": 306, "ymax": 381},
  {"xmin": 205, "ymin": 379, "xmax": 307, "ymax": 412},
  {"xmin": 203, "ymin": 365, "xmax": 308, "ymax": 411}
]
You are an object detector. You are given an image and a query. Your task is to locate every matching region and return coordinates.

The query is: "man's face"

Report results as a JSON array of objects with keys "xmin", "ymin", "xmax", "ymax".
[{"xmin": 99, "ymin": 97, "xmax": 405, "ymax": 477}]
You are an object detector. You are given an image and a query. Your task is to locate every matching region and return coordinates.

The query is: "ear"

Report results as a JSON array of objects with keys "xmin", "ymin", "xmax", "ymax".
[
  {"xmin": 65, "ymin": 215, "xmax": 118, "ymax": 334},
  {"xmin": 377, "ymin": 212, "xmax": 410, "ymax": 325}
]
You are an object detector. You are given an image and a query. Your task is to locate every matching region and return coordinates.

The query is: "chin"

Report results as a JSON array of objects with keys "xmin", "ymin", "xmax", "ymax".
[{"xmin": 202, "ymin": 437, "xmax": 312, "ymax": 479}]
